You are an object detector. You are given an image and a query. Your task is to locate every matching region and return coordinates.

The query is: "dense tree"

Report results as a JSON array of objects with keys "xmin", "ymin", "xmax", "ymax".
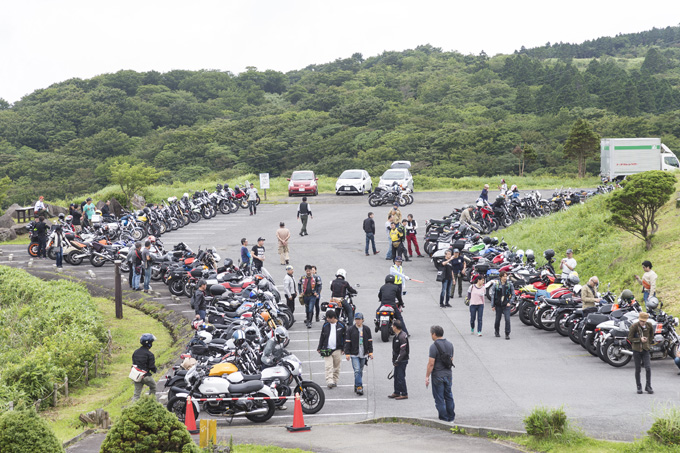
[
  {"xmin": 109, "ymin": 161, "xmax": 167, "ymax": 207},
  {"xmin": 564, "ymin": 119, "xmax": 600, "ymax": 178}
]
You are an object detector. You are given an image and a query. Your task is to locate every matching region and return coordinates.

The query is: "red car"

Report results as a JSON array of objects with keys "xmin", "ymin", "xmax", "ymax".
[{"xmin": 288, "ymin": 171, "xmax": 319, "ymax": 196}]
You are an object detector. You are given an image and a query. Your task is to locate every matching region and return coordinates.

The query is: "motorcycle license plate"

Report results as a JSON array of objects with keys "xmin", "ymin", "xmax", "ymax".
[{"xmin": 381, "ymin": 316, "xmax": 389, "ymax": 322}]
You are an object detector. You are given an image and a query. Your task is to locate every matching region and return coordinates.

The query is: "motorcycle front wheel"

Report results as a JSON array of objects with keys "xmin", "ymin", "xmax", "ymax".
[
  {"xmin": 368, "ymin": 194, "xmax": 381, "ymax": 207},
  {"xmin": 167, "ymin": 397, "xmax": 198, "ymax": 424},
  {"xmin": 244, "ymin": 392, "xmax": 276, "ymax": 422},
  {"xmin": 295, "ymin": 381, "xmax": 325, "ymax": 414},
  {"xmin": 28, "ymin": 242, "xmax": 39, "ymax": 257},
  {"xmin": 90, "ymin": 254, "xmax": 106, "ymax": 267},
  {"xmin": 67, "ymin": 250, "xmax": 84, "ymax": 265},
  {"xmin": 169, "ymin": 280, "xmax": 184, "ymax": 296}
]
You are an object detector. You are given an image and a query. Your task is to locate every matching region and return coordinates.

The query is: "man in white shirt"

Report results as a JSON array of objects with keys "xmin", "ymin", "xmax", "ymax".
[
  {"xmin": 283, "ymin": 265, "xmax": 297, "ymax": 313},
  {"xmin": 247, "ymin": 183, "xmax": 258, "ymax": 215},
  {"xmin": 560, "ymin": 249, "xmax": 577, "ymax": 281},
  {"xmin": 34, "ymin": 196, "xmax": 47, "ymax": 217}
]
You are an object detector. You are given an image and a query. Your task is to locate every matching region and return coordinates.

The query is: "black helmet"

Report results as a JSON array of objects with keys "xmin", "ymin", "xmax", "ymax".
[
  {"xmin": 385, "ymin": 274, "xmax": 395, "ymax": 284},
  {"xmin": 525, "ymin": 249, "xmax": 535, "ymax": 262},
  {"xmin": 543, "ymin": 249, "xmax": 555, "ymax": 260},
  {"xmin": 224, "ymin": 183, "xmax": 229, "ymax": 189},
  {"xmin": 620, "ymin": 289, "xmax": 634, "ymax": 303},
  {"xmin": 140, "ymin": 333, "xmax": 156, "ymax": 347},
  {"xmin": 482, "ymin": 236, "xmax": 492, "ymax": 245},
  {"xmin": 58, "ymin": 213, "xmax": 65, "ymax": 220},
  {"xmin": 194, "ymin": 191, "xmax": 200, "ymax": 198},
  {"xmin": 216, "ymin": 184, "xmax": 223, "ymax": 191},
  {"xmin": 471, "ymin": 233, "xmax": 481, "ymax": 243},
  {"xmin": 143, "ymin": 207, "xmax": 150, "ymax": 214}
]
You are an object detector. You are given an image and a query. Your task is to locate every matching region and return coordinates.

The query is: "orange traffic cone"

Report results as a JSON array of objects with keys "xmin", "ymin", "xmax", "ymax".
[
  {"xmin": 286, "ymin": 393, "xmax": 311, "ymax": 432},
  {"xmin": 184, "ymin": 396, "xmax": 199, "ymax": 434}
]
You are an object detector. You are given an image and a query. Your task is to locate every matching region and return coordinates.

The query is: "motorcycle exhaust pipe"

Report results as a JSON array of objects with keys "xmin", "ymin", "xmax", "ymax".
[
  {"xmin": 619, "ymin": 349, "xmax": 633, "ymax": 356},
  {"xmin": 232, "ymin": 408, "xmax": 268, "ymax": 417}
]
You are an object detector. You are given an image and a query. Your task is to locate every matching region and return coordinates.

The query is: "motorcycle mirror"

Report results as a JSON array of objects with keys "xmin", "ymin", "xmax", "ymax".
[{"xmin": 356, "ymin": 283, "xmax": 360, "ymax": 287}]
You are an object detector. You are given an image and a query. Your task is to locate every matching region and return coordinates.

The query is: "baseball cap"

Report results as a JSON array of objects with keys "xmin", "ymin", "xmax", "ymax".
[
  {"xmin": 393, "ymin": 202, "xmax": 399, "ymax": 207},
  {"xmin": 257, "ymin": 237, "xmax": 265, "ymax": 241},
  {"xmin": 566, "ymin": 249, "xmax": 573, "ymax": 254},
  {"xmin": 285, "ymin": 265, "xmax": 293, "ymax": 271},
  {"xmin": 354, "ymin": 312, "xmax": 364, "ymax": 319},
  {"xmin": 395, "ymin": 256, "xmax": 403, "ymax": 262}
]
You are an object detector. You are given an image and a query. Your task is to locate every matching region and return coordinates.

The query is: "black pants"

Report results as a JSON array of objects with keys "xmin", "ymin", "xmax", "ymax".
[
  {"xmin": 494, "ymin": 306, "xmax": 511, "ymax": 335},
  {"xmin": 633, "ymin": 350, "xmax": 651, "ymax": 389},
  {"xmin": 37, "ymin": 236, "xmax": 47, "ymax": 258},
  {"xmin": 248, "ymin": 200, "xmax": 257, "ymax": 214},
  {"xmin": 449, "ymin": 273, "xmax": 463, "ymax": 297},
  {"xmin": 391, "ymin": 243, "xmax": 408, "ymax": 262},
  {"xmin": 285, "ymin": 295, "xmax": 296, "ymax": 313}
]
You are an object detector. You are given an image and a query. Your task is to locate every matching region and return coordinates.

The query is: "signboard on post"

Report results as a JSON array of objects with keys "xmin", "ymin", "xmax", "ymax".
[{"xmin": 259, "ymin": 173, "xmax": 270, "ymax": 200}]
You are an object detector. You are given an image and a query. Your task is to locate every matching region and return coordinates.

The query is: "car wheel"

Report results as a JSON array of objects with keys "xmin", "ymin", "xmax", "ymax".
[{"xmin": 368, "ymin": 184, "xmax": 372, "ymax": 194}]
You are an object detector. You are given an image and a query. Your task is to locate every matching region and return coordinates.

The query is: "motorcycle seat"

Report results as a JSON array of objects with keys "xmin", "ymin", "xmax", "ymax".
[
  {"xmin": 242, "ymin": 373, "xmax": 262, "ymax": 381},
  {"xmin": 222, "ymin": 311, "xmax": 240, "ymax": 318},
  {"xmin": 209, "ymin": 338, "xmax": 227, "ymax": 345},
  {"xmin": 212, "ymin": 323, "xmax": 235, "ymax": 330},
  {"xmin": 190, "ymin": 268, "xmax": 204, "ymax": 278},
  {"xmin": 228, "ymin": 380, "xmax": 263, "ymax": 394},
  {"xmin": 429, "ymin": 219, "xmax": 452, "ymax": 225}
]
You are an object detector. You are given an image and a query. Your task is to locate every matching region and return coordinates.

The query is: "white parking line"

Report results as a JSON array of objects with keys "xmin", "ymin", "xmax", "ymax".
[
  {"xmin": 270, "ymin": 412, "xmax": 370, "ymax": 419},
  {"xmin": 324, "ymin": 398, "xmax": 367, "ymax": 402}
]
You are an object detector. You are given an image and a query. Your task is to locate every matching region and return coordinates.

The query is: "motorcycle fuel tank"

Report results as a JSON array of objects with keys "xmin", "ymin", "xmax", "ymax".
[{"xmin": 198, "ymin": 376, "xmax": 231, "ymax": 395}]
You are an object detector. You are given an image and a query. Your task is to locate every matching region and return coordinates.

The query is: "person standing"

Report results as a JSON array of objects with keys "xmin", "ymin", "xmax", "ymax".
[
  {"xmin": 363, "ymin": 212, "xmax": 379, "ymax": 256},
  {"xmin": 559, "ymin": 248, "xmax": 577, "ymax": 282},
  {"xmin": 298, "ymin": 265, "xmax": 322, "ymax": 328},
  {"xmin": 240, "ymin": 238, "xmax": 251, "ymax": 270},
  {"xmin": 449, "ymin": 248, "xmax": 466, "ymax": 299},
  {"xmin": 276, "ymin": 222, "xmax": 291, "ymax": 265},
  {"xmin": 404, "ymin": 214, "xmax": 423, "ymax": 258},
  {"xmin": 83, "ymin": 197, "xmax": 96, "ymax": 227},
  {"xmin": 425, "ymin": 325, "xmax": 455, "ymax": 422},
  {"xmin": 283, "ymin": 265, "xmax": 297, "ymax": 313},
  {"xmin": 385, "ymin": 217, "xmax": 393, "ymax": 261},
  {"xmin": 491, "ymin": 271, "xmax": 514, "ymax": 340},
  {"xmin": 390, "ymin": 256, "xmax": 411, "ymax": 298},
  {"xmin": 439, "ymin": 249, "xmax": 454, "ymax": 308},
  {"xmin": 467, "ymin": 275, "xmax": 486, "ymax": 336},
  {"xmin": 131, "ymin": 242, "xmax": 144, "ymax": 291},
  {"xmin": 345, "ymin": 312, "xmax": 373, "ymax": 395},
  {"xmin": 389, "ymin": 222, "xmax": 404, "ymax": 264},
  {"xmin": 628, "ymin": 311, "xmax": 653, "ymax": 394},
  {"xmin": 247, "ymin": 183, "xmax": 258, "ymax": 215},
  {"xmin": 398, "ymin": 220, "xmax": 410, "ymax": 261},
  {"xmin": 479, "ymin": 184, "xmax": 489, "ymax": 203},
  {"xmin": 132, "ymin": 333, "xmax": 158, "ymax": 401},
  {"xmin": 297, "ymin": 197, "xmax": 312, "ymax": 236},
  {"xmin": 317, "ymin": 309, "xmax": 345, "ymax": 389},
  {"xmin": 69, "ymin": 203, "xmax": 82, "ymax": 232},
  {"xmin": 312, "ymin": 265, "xmax": 322, "ymax": 322},
  {"xmin": 192, "ymin": 279, "xmax": 208, "ymax": 321},
  {"xmin": 34, "ymin": 196, "xmax": 48, "ymax": 218},
  {"xmin": 635, "ymin": 261, "xmax": 658, "ymax": 303},
  {"xmin": 101, "ymin": 200, "xmax": 112, "ymax": 220},
  {"xmin": 53, "ymin": 225, "xmax": 65, "ymax": 268},
  {"xmin": 141, "ymin": 240, "xmax": 153, "ymax": 293},
  {"xmin": 389, "ymin": 320, "xmax": 409, "ymax": 400},
  {"xmin": 34, "ymin": 216, "xmax": 49, "ymax": 258},
  {"xmin": 581, "ymin": 276, "xmax": 600, "ymax": 309},
  {"xmin": 251, "ymin": 237, "xmax": 266, "ymax": 271},
  {"xmin": 388, "ymin": 203, "xmax": 402, "ymax": 225},
  {"xmin": 498, "ymin": 178, "xmax": 508, "ymax": 195}
]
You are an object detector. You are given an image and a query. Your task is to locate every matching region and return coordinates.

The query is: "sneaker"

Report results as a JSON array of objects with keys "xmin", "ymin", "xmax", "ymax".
[
  {"xmin": 366, "ymin": 253, "xmax": 370, "ymax": 256},
  {"xmin": 417, "ymin": 255, "xmax": 424, "ymax": 258},
  {"xmin": 478, "ymin": 332, "xmax": 483, "ymax": 337},
  {"xmin": 356, "ymin": 386, "xmax": 363, "ymax": 395},
  {"xmin": 444, "ymin": 304, "xmax": 452, "ymax": 307},
  {"xmin": 506, "ymin": 334, "xmax": 510, "ymax": 340},
  {"xmin": 307, "ymin": 323, "xmax": 312, "ymax": 329},
  {"xmin": 646, "ymin": 386, "xmax": 654, "ymax": 394},
  {"xmin": 637, "ymin": 387, "xmax": 643, "ymax": 394},
  {"xmin": 471, "ymin": 328, "xmax": 475, "ymax": 335},
  {"xmin": 277, "ymin": 405, "xmax": 287, "ymax": 410},
  {"xmin": 440, "ymin": 304, "xmax": 445, "ymax": 308},
  {"xmin": 495, "ymin": 332, "xmax": 500, "ymax": 337}
]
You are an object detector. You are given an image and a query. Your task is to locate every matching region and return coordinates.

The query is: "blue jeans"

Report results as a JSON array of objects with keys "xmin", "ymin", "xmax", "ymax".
[
  {"xmin": 440, "ymin": 280, "xmax": 452, "ymax": 306},
  {"xmin": 431, "ymin": 375, "xmax": 455, "ymax": 422},
  {"xmin": 144, "ymin": 266, "xmax": 151, "ymax": 290},
  {"xmin": 394, "ymin": 360, "xmax": 408, "ymax": 396},
  {"xmin": 385, "ymin": 234, "xmax": 392, "ymax": 260},
  {"xmin": 304, "ymin": 295, "xmax": 317, "ymax": 324},
  {"xmin": 132, "ymin": 267, "xmax": 142, "ymax": 290},
  {"xmin": 55, "ymin": 247, "xmax": 63, "ymax": 268},
  {"xmin": 470, "ymin": 304, "xmax": 484, "ymax": 333},
  {"xmin": 643, "ymin": 290, "xmax": 655, "ymax": 303},
  {"xmin": 494, "ymin": 305, "xmax": 511, "ymax": 335},
  {"xmin": 196, "ymin": 309, "xmax": 206, "ymax": 320},
  {"xmin": 351, "ymin": 356, "xmax": 366, "ymax": 388},
  {"xmin": 674, "ymin": 357, "xmax": 680, "ymax": 371},
  {"xmin": 365, "ymin": 233, "xmax": 377, "ymax": 254}
]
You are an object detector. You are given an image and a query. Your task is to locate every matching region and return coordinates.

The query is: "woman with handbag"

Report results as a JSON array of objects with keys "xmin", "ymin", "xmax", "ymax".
[
  {"xmin": 438, "ymin": 249, "xmax": 454, "ymax": 308},
  {"xmin": 467, "ymin": 275, "xmax": 485, "ymax": 336}
]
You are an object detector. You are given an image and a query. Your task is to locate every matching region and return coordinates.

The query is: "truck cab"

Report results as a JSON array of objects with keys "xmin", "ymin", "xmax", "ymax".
[{"xmin": 661, "ymin": 144, "xmax": 680, "ymax": 171}]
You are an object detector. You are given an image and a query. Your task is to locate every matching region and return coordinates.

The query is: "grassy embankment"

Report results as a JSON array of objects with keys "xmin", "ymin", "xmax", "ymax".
[
  {"xmin": 501, "ymin": 175, "xmax": 680, "ymax": 314},
  {"xmin": 52, "ymin": 174, "xmax": 602, "ymax": 207}
]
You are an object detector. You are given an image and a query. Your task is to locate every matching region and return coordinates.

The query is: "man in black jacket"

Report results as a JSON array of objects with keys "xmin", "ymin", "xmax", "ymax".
[
  {"xmin": 363, "ymin": 212, "xmax": 379, "ymax": 256},
  {"xmin": 297, "ymin": 197, "xmax": 312, "ymax": 236},
  {"xmin": 491, "ymin": 271, "xmax": 515, "ymax": 340},
  {"xmin": 317, "ymin": 310, "xmax": 345, "ymax": 389},
  {"xmin": 378, "ymin": 275, "xmax": 408, "ymax": 335},
  {"xmin": 132, "ymin": 333, "xmax": 158, "ymax": 401},
  {"xmin": 34, "ymin": 216, "xmax": 49, "ymax": 258},
  {"xmin": 330, "ymin": 269, "xmax": 357, "ymax": 323},
  {"xmin": 389, "ymin": 320, "xmax": 409, "ymax": 400},
  {"xmin": 193, "ymin": 279, "xmax": 208, "ymax": 321},
  {"xmin": 345, "ymin": 312, "xmax": 373, "ymax": 395}
]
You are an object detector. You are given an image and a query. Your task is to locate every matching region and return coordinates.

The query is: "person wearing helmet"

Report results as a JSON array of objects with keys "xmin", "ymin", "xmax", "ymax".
[
  {"xmin": 344, "ymin": 312, "xmax": 373, "ymax": 395},
  {"xmin": 378, "ymin": 274, "xmax": 408, "ymax": 335},
  {"xmin": 317, "ymin": 309, "xmax": 346, "ymax": 389},
  {"xmin": 298, "ymin": 265, "xmax": 322, "ymax": 328},
  {"xmin": 581, "ymin": 276, "xmax": 600, "ymax": 308},
  {"xmin": 479, "ymin": 184, "xmax": 489, "ymax": 203},
  {"xmin": 216, "ymin": 184, "xmax": 223, "ymax": 192},
  {"xmin": 283, "ymin": 265, "xmax": 297, "ymax": 313},
  {"xmin": 262, "ymin": 326, "xmax": 290, "ymax": 372},
  {"xmin": 131, "ymin": 333, "xmax": 158, "ymax": 401},
  {"xmin": 634, "ymin": 261, "xmax": 658, "ymax": 303},
  {"xmin": 490, "ymin": 271, "xmax": 515, "ymax": 340},
  {"xmin": 276, "ymin": 222, "xmax": 291, "ymax": 265},
  {"xmin": 627, "ymin": 311, "xmax": 654, "ymax": 394},
  {"xmin": 330, "ymin": 269, "xmax": 357, "ymax": 322},
  {"xmin": 192, "ymin": 279, "xmax": 208, "ymax": 321},
  {"xmin": 559, "ymin": 249, "xmax": 577, "ymax": 282}
]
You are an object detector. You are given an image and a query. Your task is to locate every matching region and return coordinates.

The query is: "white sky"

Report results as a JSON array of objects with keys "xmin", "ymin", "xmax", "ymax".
[{"xmin": 0, "ymin": 1, "xmax": 678, "ymax": 103}]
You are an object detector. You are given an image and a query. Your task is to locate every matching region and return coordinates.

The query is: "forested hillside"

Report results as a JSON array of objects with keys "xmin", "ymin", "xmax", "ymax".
[{"xmin": 1, "ymin": 26, "xmax": 679, "ymax": 205}]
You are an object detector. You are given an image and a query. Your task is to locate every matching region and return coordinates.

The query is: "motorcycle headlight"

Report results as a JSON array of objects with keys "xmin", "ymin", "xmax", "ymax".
[{"xmin": 675, "ymin": 317, "xmax": 679, "ymax": 327}]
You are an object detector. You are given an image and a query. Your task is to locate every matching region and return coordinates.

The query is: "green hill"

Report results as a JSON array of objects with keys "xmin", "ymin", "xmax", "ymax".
[
  {"xmin": 1, "ymin": 26, "xmax": 679, "ymax": 206},
  {"xmin": 502, "ymin": 174, "xmax": 680, "ymax": 313}
]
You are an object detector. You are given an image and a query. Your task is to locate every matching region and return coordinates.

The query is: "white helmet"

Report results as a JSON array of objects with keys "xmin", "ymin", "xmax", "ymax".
[
  {"xmin": 336, "ymin": 269, "xmax": 347, "ymax": 279},
  {"xmin": 476, "ymin": 200, "xmax": 484, "ymax": 207},
  {"xmin": 183, "ymin": 193, "xmax": 189, "ymax": 198}
]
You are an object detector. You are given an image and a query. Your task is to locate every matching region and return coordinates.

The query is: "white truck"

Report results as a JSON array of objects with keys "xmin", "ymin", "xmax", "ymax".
[{"xmin": 600, "ymin": 138, "xmax": 679, "ymax": 180}]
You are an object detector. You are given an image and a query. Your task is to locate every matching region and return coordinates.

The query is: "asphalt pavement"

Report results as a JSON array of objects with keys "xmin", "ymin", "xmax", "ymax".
[{"xmin": 3, "ymin": 189, "xmax": 679, "ymax": 445}]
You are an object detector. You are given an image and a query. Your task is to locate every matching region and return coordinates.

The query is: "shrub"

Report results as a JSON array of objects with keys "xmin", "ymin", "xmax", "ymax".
[
  {"xmin": 100, "ymin": 397, "xmax": 200, "ymax": 453},
  {"xmin": 648, "ymin": 406, "xmax": 680, "ymax": 446},
  {"xmin": 0, "ymin": 408, "xmax": 64, "ymax": 453},
  {"xmin": 523, "ymin": 406, "xmax": 568, "ymax": 438}
]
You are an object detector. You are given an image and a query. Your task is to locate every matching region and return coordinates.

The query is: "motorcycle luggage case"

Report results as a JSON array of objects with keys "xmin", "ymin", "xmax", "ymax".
[
  {"xmin": 475, "ymin": 264, "xmax": 490, "ymax": 273},
  {"xmin": 190, "ymin": 268, "xmax": 204, "ymax": 278},
  {"xmin": 191, "ymin": 345, "xmax": 210, "ymax": 356},
  {"xmin": 452, "ymin": 239, "xmax": 467, "ymax": 251},
  {"xmin": 210, "ymin": 285, "xmax": 227, "ymax": 296},
  {"xmin": 585, "ymin": 313, "xmax": 610, "ymax": 327}
]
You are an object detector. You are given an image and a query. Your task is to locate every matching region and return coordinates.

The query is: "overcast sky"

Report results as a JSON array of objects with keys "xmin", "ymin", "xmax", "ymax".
[{"xmin": 1, "ymin": 1, "xmax": 677, "ymax": 103}]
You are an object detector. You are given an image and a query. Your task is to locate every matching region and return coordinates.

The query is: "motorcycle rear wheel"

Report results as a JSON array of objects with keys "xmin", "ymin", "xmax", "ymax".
[
  {"xmin": 554, "ymin": 312, "xmax": 570, "ymax": 336},
  {"xmin": 169, "ymin": 280, "xmax": 184, "ymax": 296},
  {"xmin": 603, "ymin": 338, "xmax": 632, "ymax": 367},
  {"xmin": 518, "ymin": 303, "xmax": 534, "ymax": 326},
  {"xmin": 536, "ymin": 306, "xmax": 556, "ymax": 331},
  {"xmin": 244, "ymin": 392, "xmax": 276, "ymax": 422},
  {"xmin": 90, "ymin": 255, "xmax": 106, "ymax": 267},
  {"xmin": 28, "ymin": 242, "xmax": 39, "ymax": 257},
  {"xmin": 131, "ymin": 228, "xmax": 144, "ymax": 241},
  {"xmin": 295, "ymin": 381, "xmax": 325, "ymax": 414},
  {"xmin": 47, "ymin": 247, "xmax": 57, "ymax": 260},
  {"xmin": 380, "ymin": 324, "xmax": 390, "ymax": 342},
  {"xmin": 584, "ymin": 331, "xmax": 599, "ymax": 356},
  {"xmin": 67, "ymin": 250, "xmax": 84, "ymax": 265}
]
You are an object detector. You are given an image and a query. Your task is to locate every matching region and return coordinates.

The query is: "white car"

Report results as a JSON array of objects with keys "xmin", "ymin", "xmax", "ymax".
[
  {"xmin": 378, "ymin": 168, "xmax": 414, "ymax": 191},
  {"xmin": 335, "ymin": 169, "xmax": 372, "ymax": 195}
]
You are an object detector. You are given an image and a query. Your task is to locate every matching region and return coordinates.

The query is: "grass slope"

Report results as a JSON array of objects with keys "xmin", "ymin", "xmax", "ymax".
[{"xmin": 501, "ymin": 176, "xmax": 680, "ymax": 314}]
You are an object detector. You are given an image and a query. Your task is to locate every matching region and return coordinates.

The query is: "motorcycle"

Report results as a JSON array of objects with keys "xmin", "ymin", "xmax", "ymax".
[{"xmin": 374, "ymin": 305, "xmax": 396, "ymax": 342}]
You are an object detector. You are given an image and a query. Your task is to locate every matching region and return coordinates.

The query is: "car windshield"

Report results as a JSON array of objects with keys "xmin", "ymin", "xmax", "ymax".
[
  {"xmin": 291, "ymin": 171, "xmax": 314, "ymax": 181},
  {"xmin": 382, "ymin": 170, "xmax": 406, "ymax": 179},
  {"xmin": 339, "ymin": 170, "xmax": 362, "ymax": 179}
]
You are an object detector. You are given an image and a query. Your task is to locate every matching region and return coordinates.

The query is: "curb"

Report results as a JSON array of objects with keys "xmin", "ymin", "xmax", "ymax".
[
  {"xmin": 62, "ymin": 429, "xmax": 96, "ymax": 448},
  {"xmin": 359, "ymin": 417, "xmax": 526, "ymax": 438}
]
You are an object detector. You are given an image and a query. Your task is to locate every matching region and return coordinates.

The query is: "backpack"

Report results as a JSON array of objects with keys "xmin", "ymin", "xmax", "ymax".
[{"xmin": 434, "ymin": 340, "xmax": 453, "ymax": 370}]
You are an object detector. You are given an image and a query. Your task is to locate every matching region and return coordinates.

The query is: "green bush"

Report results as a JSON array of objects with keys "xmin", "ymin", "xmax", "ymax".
[
  {"xmin": 0, "ymin": 266, "xmax": 107, "ymax": 410},
  {"xmin": 0, "ymin": 408, "xmax": 64, "ymax": 453},
  {"xmin": 523, "ymin": 406, "xmax": 568, "ymax": 438},
  {"xmin": 648, "ymin": 406, "xmax": 680, "ymax": 446},
  {"xmin": 100, "ymin": 397, "xmax": 200, "ymax": 453}
]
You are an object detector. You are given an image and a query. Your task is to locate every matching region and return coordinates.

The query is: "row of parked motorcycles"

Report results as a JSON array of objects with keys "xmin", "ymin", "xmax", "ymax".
[{"xmin": 368, "ymin": 183, "xmax": 414, "ymax": 207}]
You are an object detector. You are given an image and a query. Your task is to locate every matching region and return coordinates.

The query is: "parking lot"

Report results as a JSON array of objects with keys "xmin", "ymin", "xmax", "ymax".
[{"xmin": 3, "ymin": 190, "xmax": 679, "ymax": 441}]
